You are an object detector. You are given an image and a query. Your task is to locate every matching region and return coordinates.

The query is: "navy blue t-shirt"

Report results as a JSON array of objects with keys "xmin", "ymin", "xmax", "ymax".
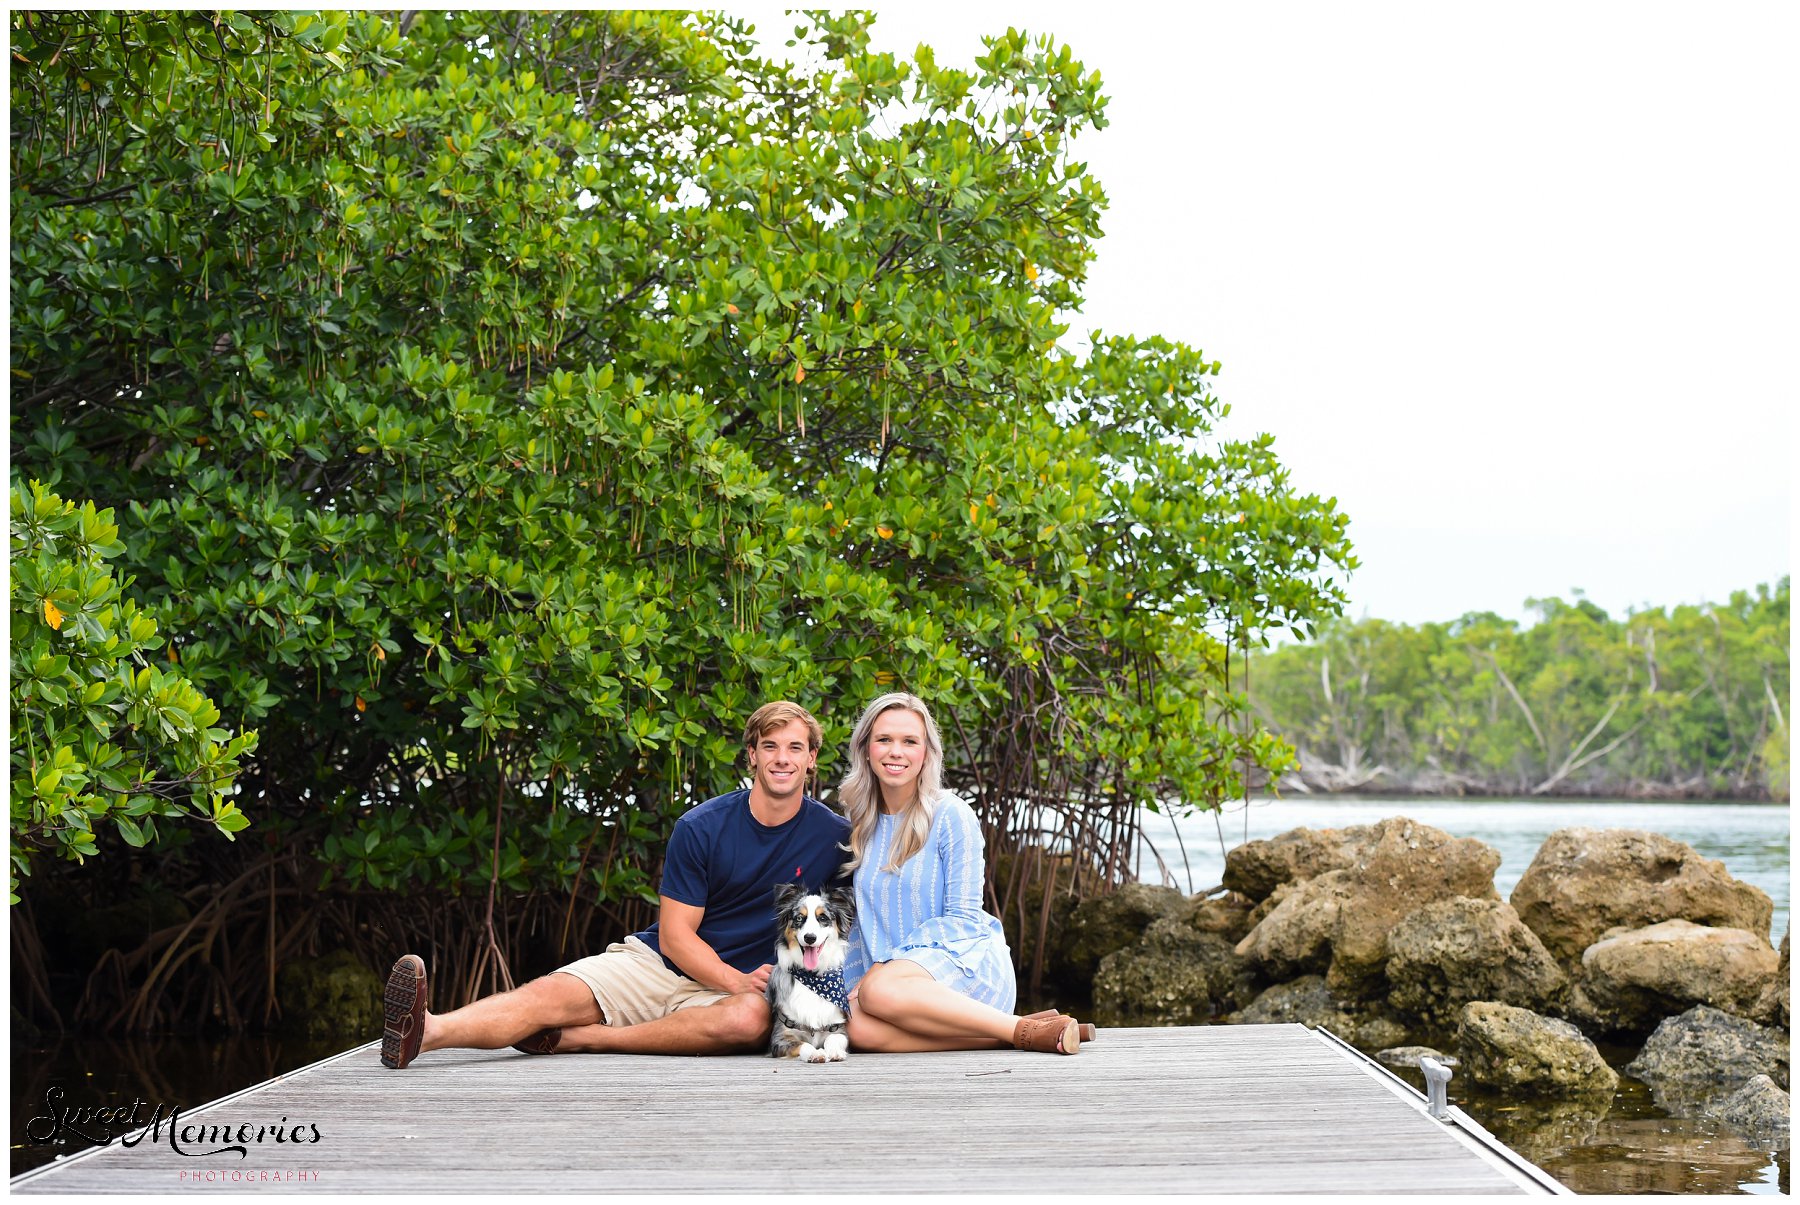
[{"xmin": 634, "ymin": 790, "xmax": 850, "ymax": 976}]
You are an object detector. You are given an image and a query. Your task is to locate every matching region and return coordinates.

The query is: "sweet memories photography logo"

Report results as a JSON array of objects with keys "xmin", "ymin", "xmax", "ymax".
[{"xmin": 25, "ymin": 1086, "xmax": 323, "ymax": 1163}]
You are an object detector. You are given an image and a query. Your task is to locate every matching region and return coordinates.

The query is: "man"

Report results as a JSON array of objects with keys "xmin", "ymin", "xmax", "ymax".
[{"xmin": 380, "ymin": 700, "xmax": 849, "ymax": 1068}]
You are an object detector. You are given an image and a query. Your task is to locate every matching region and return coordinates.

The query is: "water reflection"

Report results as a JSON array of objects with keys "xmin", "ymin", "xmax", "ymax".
[
  {"xmin": 1468, "ymin": 1092, "xmax": 1611, "ymax": 1165},
  {"xmin": 1531, "ymin": 1115, "xmax": 1787, "ymax": 1196}
]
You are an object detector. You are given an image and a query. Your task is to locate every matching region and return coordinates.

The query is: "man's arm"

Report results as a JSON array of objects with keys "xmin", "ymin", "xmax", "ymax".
[{"xmin": 658, "ymin": 897, "xmax": 770, "ymax": 996}]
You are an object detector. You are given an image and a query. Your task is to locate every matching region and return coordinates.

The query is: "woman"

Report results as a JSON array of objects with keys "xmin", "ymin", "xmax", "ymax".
[{"xmin": 838, "ymin": 692, "xmax": 1085, "ymax": 1054}]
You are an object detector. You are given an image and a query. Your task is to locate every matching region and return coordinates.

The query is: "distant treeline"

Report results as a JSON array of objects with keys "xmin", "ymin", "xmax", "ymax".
[{"xmin": 1250, "ymin": 579, "xmax": 1790, "ymax": 801}]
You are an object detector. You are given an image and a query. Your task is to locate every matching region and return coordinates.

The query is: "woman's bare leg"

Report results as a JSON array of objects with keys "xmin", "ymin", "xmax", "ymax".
[
  {"xmin": 847, "ymin": 996, "xmax": 1008, "ymax": 1052},
  {"xmin": 852, "ymin": 960, "xmax": 1018, "ymax": 1046}
]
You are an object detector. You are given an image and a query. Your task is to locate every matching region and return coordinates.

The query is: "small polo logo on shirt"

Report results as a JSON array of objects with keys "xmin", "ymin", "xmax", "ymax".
[{"xmin": 794, "ymin": 866, "xmax": 803, "ymax": 878}]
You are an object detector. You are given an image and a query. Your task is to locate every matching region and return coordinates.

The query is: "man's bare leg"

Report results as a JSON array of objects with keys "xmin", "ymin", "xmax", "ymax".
[
  {"xmin": 419, "ymin": 972, "xmax": 602, "ymax": 1054},
  {"xmin": 551, "ymin": 992, "xmax": 769, "ymax": 1055}
]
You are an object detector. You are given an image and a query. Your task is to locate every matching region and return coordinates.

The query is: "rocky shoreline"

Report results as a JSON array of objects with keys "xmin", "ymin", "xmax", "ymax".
[{"xmin": 1030, "ymin": 819, "xmax": 1789, "ymax": 1147}]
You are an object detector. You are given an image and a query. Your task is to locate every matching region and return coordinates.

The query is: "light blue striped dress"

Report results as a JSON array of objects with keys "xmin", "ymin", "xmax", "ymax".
[{"xmin": 842, "ymin": 793, "xmax": 1017, "ymax": 1012}]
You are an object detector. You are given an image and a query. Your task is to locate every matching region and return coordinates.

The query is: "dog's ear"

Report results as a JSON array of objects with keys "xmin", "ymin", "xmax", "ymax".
[
  {"xmin": 826, "ymin": 886, "xmax": 856, "ymax": 926},
  {"xmin": 773, "ymin": 881, "xmax": 804, "ymax": 911}
]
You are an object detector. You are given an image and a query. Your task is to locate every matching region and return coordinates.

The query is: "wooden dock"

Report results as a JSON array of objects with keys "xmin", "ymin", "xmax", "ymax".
[{"xmin": 13, "ymin": 1024, "xmax": 1565, "ymax": 1194}]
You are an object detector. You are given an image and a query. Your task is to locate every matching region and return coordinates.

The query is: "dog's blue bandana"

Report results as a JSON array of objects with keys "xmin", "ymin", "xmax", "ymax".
[{"xmin": 790, "ymin": 965, "xmax": 850, "ymax": 1014}]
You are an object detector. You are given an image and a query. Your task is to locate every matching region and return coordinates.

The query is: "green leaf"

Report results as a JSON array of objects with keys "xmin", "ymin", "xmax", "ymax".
[{"xmin": 116, "ymin": 815, "xmax": 147, "ymax": 847}]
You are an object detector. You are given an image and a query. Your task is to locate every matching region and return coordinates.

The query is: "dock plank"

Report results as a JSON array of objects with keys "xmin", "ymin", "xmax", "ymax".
[{"xmin": 14, "ymin": 1024, "xmax": 1542, "ymax": 1194}]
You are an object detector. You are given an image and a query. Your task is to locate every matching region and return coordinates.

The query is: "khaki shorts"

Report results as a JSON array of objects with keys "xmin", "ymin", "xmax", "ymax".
[{"xmin": 553, "ymin": 936, "xmax": 731, "ymax": 1027}]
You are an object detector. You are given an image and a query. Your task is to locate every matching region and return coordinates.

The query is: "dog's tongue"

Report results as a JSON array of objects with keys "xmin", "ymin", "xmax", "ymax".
[{"xmin": 803, "ymin": 946, "xmax": 821, "ymax": 971}]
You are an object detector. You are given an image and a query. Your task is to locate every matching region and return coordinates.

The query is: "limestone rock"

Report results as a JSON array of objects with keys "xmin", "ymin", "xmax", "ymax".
[
  {"xmin": 1243, "ymin": 880, "xmax": 1293, "ymax": 932},
  {"xmin": 1191, "ymin": 890, "xmax": 1258, "ymax": 943},
  {"xmin": 1232, "ymin": 818, "xmax": 1502, "ymax": 998},
  {"xmin": 1386, "ymin": 897, "xmax": 1568, "ymax": 1026},
  {"xmin": 1717, "ymin": 1073, "xmax": 1791, "ymax": 1138},
  {"xmin": 1456, "ymin": 1001, "xmax": 1619, "ymax": 1097},
  {"xmin": 1057, "ymin": 882, "xmax": 1190, "ymax": 980},
  {"xmin": 1375, "ymin": 1045, "xmax": 1457, "ymax": 1069},
  {"xmin": 1223, "ymin": 825, "xmax": 1371, "ymax": 901},
  {"xmin": 277, "ymin": 950, "xmax": 383, "ymax": 1040},
  {"xmin": 1233, "ymin": 870, "xmax": 1351, "ymax": 980},
  {"xmin": 1228, "ymin": 974, "xmax": 1409, "ymax": 1050},
  {"xmin": 1579, "ymin": 919, "xmax": 1779, "ymax": 1035},
  {"xmin": 1624, "ymin": 1005, "xmax": 1789, "ymax": 1093},
  {"xmin": 1750, "ymin": 933, "xmax": 1789, "ymax": 1030},
  {"xmin": 1329, "ymin": 820, "xmax": 1503, "ymax": 995},
  {"xmin": 1510, "ymin": 828, "xmax": 1773, "ymax": 965},
  {"xmin": 1092, "ymin": 914, "xmax": 1257, "ymax": 1026}
]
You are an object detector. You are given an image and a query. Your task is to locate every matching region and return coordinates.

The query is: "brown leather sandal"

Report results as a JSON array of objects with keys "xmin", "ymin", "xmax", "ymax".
[
  {"xmin": 1024, "ymin": 1009, "xmax": 1097, "ymax": 1044},
  {"xmin": 1012, "ymin": 1012, "xmax": 1081, "ymax": 1054},
  {"xmin": 512, "ymin": 1027, "xmax": 562, "ymax": 1055},
  {"xmin": 380, "ymin": 954, "xmax": 428, "ymax": 1069}
]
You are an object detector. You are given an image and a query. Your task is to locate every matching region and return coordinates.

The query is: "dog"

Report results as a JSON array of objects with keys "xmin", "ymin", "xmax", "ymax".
[{"xmin": 766, "ymin": 882, "xmax": 855, "ymax": 1063}]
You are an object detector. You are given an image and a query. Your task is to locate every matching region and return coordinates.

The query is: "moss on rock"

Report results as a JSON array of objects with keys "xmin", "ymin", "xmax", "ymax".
[
  {"xmin": 1457, "ymin": 1001, "xmax": 1619, "ymax": 1097},
  {"xmin": 1228, "ymin": 974, "xmax": 1409, "ymax": 1050},
  {"xmin": 277, "ymin": 950, "xmax": 383, "ymax": 1040},
  {"xmin": 1092, "ymin": 914, "xmax": 1257, "ymax": 1026},
  {"xmin": 1057, "ymin": 882, "xmax": 1190, "ymax": 981}
]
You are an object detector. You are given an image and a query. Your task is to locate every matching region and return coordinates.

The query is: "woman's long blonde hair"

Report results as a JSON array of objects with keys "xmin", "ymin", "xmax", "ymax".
[{"xmin": 839, "ymin": 692, "xmax": 947, "ymax": 874}]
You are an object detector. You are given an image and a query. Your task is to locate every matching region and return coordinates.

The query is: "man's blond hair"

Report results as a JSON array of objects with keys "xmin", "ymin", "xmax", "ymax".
[{"xmin": 742, "ymin": 700, "xmax": 823, "ymax": 754}]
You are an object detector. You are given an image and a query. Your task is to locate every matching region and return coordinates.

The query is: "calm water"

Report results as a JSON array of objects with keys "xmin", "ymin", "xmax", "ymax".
[
  {"xmin": 1136, "ymin": 797, "xmax": 1790, "ymax": 938},
  {"xmin": 1137, "ymin": 796, "xmax": 1791, "ymax": 1194}
]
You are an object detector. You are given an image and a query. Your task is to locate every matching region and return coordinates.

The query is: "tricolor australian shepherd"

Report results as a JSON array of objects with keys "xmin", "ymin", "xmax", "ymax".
[{"xmin": 767, "ymin": 882, "xmax": 855, "ymax": 1062}]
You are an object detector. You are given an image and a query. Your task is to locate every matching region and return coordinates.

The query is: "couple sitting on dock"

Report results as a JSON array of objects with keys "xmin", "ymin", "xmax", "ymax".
[{"xmin": 379, "ymin": 696, "xmax": 1089, "ymax": 1069}]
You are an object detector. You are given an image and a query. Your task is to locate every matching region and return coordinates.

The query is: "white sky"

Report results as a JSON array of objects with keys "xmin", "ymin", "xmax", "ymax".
[{"xmin": 744, "ymin": 3, "xmax": 1795, "ymax": 626}]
